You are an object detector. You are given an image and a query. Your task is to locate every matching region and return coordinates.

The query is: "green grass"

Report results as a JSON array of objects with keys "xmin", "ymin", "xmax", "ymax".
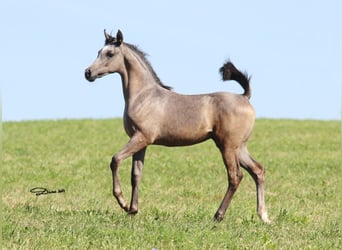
[{"xmin": 2, "ymin": 119, "xmax": 341, "ymax": 249}]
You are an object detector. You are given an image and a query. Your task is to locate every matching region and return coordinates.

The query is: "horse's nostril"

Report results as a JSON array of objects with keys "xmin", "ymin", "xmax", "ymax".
[{"xmin": 85, "ymin": 68, "xmax": 91, "ymax": 80}]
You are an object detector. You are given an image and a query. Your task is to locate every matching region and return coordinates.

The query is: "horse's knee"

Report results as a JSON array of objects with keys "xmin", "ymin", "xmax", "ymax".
[{"xmin": 110, "ymin": 155, "xmax": 119, "ymax": 171}]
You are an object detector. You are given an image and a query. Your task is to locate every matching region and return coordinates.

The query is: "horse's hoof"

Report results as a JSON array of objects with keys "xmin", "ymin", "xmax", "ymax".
[
  {"xmin": 122, "ymin": 205, "xmax": 129, "ymax": 212},
  {"xmin": 214, "ymin": 213, "xmax": 224, "ymax": 222},
  {"xmin": 261, "ymin": 217, "xmax": 272, "ymax": 224},
  {"xmin": 259, "ymin": 212, "xmax": 271, "ymax": 224},
  {"xmin": 128, "ymin": 209, "xmax": 138, "ymax": 216}
]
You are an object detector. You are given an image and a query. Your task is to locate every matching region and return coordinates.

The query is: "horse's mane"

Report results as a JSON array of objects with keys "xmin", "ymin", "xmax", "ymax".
[{"xmin": 124, "ymin": 43, "xmax": 172, "ymax": 91}]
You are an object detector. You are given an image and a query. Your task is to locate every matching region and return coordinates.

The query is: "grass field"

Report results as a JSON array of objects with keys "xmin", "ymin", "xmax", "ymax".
[{"xmin": 2, "ymin": 118, "xmax": 341, "ymax": 249}]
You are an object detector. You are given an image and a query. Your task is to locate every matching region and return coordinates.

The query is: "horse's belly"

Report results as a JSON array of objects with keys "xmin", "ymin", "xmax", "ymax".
[{"xmin": 153, "ymin": 125, "xmax": 212, "ymax": 147}]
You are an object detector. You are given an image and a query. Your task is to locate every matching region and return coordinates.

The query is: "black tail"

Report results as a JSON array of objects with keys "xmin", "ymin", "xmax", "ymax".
[{"xmin": 219, "ymin": 60, "xmax": 251, "ymax": 99}]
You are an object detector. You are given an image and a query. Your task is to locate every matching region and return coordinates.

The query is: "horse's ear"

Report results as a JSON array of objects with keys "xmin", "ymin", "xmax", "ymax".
[
  {"xmin": 116, "ymin": 29, "xmax": 123, "ymax": 45},
  {"xmin": 104, "ymin": 29, "xmax": 115, "ymax": 45}
]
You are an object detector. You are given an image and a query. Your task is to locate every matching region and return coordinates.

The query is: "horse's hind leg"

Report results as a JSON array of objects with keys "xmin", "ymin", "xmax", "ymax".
[
  {"xmin": 214, "ymin": 147, "xmax": 243, "ymax": 221},
  {"xmin": 239, "ymin": 145, "xmax": 270, "ymax": 223}
]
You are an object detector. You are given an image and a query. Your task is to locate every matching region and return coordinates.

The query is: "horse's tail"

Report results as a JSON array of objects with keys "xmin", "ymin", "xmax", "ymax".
[{"xmin": 219, "ymin": 60, "xmax": 251, "ymax": 99}]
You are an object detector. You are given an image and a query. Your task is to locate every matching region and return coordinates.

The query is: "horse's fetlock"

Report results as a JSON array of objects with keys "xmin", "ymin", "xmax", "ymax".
[{"xmin": 113, "ymin": 189, "xmax": 122, "ymax": 198}]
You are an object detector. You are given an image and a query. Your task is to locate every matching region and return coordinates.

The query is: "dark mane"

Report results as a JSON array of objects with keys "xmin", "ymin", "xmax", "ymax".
[{"xmin": 124, "ymin": 43, "xmax": 172, "ymax": 91}]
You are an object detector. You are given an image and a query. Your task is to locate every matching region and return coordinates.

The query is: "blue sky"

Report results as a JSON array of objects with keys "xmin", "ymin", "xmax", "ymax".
[{"xmin": 2, "ymin": 1, "xmax": 341, "ymax": 121}]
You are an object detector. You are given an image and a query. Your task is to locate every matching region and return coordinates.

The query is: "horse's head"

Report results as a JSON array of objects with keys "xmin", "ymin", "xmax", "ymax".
[{"xmin": 85, "ymin": 30, "xmax": 124, "ymax": 82}]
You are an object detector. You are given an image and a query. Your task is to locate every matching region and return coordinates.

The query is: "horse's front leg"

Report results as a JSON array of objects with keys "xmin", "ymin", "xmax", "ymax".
[
  {"xmin": 110, "ymin": 132, "xmax": 148, "ymax": 212},
  {"xmin": 128, "ymin": 148, "xmax": 146, "ymax": 215}
]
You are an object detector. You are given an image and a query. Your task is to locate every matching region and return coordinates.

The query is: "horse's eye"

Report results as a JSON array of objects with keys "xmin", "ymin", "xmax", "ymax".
[{"xmin": 106, "ymin": 51, "xmax": 114, "ymax": 58}]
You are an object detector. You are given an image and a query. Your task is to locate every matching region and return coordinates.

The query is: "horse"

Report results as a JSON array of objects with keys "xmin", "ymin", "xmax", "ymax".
[{"xmin": 85, "ymin": 30, "xmax": 270, "ymax": 223}]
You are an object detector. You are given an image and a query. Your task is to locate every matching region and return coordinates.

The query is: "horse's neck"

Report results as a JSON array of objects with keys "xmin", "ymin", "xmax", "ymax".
[{"xmin": 120, "ymin": 46, "xmax": 156, "ymax": 101}]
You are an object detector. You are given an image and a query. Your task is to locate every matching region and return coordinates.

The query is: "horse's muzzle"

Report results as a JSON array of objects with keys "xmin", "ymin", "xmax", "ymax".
[{"xmin": 84, "ymin": 68, "xmax": 94, "ymax": 82}]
